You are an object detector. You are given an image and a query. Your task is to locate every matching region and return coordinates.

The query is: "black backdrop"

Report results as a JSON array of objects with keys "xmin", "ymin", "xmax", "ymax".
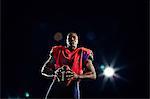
[{"xmin": 2, "ymin": 0, "xmax": 149, "ymax": 98}]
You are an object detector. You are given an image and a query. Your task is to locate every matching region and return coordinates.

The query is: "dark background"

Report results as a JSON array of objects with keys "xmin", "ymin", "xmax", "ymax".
[{"xmin": 2, "ymin": 0, "xmax": 149, "ymax": 98}]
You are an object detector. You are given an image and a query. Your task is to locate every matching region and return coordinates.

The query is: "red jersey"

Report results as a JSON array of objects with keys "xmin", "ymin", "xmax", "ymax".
[{"xmin": 51, "ymin": 45, "xmax": 93, "ymax": 75}]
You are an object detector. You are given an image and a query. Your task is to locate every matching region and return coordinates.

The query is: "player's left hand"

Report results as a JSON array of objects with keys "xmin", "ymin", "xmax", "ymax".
[
  {"xmin": 66, "ymin": 71, "xmax": 79, "ymax": 80},
  {"xmin": 73, "ymin": 72, "xmax": 79, "ymax": 79},
  {"xmin": 65, "ymin": 70, "xmax": 74, "ymax": 80}
]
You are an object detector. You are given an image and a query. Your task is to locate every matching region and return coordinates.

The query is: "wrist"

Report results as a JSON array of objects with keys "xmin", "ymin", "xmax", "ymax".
[{"xmin": 78, "ymin": 75, "xmax": 81, "ymax": 79}]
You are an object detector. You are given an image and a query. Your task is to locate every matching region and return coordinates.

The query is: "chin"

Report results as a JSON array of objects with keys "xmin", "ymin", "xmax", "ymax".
[{"xmin": 71, "ymin": 46, "xmax": 77, "ymax": 49}]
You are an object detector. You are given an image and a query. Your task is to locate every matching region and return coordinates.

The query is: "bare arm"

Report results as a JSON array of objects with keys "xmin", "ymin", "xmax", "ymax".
[
  {"xmin": 41, "ymin": 53, "xmax": 55, "ymax": 77},
  {"xmin": 74, "ymin": 59, "xmax": 97, "ymax": 80}
]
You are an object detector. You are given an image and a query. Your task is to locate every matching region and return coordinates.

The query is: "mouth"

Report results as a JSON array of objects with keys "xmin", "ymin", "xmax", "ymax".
[{"xmin": 70, "ymin": 42, "xmax": 75, "ymax": 45}]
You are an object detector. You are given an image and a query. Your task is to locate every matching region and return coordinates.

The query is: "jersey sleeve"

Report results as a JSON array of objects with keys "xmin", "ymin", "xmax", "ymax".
[
  {"xmin": 49, "ymin": 47, "xmax": 56, "ymax": 64},
  {"xmin": 82, "ymin": 48, "xmax": 94, "ymax": 63},
  {"xmin": 51, "ymin": 46, "xmax": 62, "ymax": 61}
]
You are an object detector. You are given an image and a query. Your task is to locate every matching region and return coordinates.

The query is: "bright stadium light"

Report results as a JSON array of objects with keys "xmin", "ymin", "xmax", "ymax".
[
  {"xmin": 103, "ymin": 67, "xmax": 115, "ymax": 77},
  {"xmin": 98, "ymin": 55, "xmax": 127, "ymax": 90}
]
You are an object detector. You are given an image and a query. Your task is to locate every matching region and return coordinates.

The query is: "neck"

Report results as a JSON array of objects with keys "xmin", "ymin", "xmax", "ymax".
[{"xmin": 67, "ymin": 46, "xmax": 77, "ymax": 51}]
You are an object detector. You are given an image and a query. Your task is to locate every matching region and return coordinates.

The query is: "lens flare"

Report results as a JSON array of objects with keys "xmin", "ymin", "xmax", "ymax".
[{"xmin": 25, "ymin": 92, "xmax": 29, "ymax": 97}]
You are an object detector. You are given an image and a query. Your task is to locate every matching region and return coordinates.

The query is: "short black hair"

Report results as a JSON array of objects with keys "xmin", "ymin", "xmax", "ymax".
[{"xmin": 67, "ymin": 32, "xmax": 78, "ymax": 37}]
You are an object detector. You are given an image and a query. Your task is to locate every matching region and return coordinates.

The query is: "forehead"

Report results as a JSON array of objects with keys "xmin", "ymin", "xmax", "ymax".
[{"xmin": 67, "ymin": 33, "xmax": 78, "ymax": 38}]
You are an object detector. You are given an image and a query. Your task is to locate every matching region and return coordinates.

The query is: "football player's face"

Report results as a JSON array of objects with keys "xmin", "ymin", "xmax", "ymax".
[{"xmin": 66, "ymin": 33, "xmax": 78, "ymax": 49}]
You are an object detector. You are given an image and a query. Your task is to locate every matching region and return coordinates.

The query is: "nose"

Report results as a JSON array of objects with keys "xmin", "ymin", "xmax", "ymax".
[{"xmin": 71, "ymin": 37, "xmax": 75, "ymax": 41}]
